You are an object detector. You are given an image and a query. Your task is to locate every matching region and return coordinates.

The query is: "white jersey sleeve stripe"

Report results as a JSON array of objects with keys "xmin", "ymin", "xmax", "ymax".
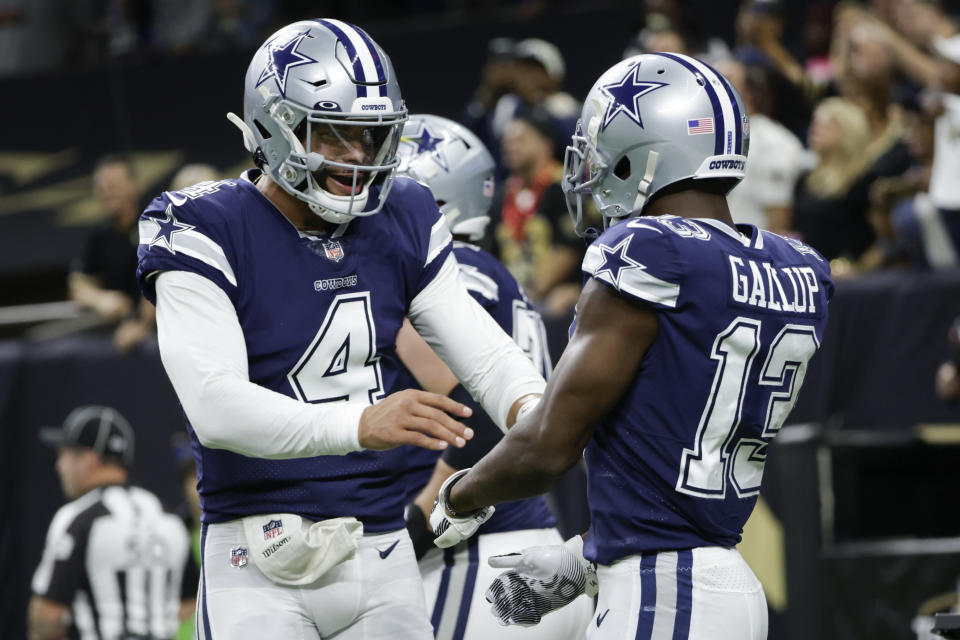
[
  {"xmin": 583, "ymin": 244, "xmax": 680, "ymax": 308},
  {"xmin": 139, "ymin": 220, "xmax": 238, "ymax": 286},
  {"xmin": 425, "ymin": 216, "xmax": 453, "ymax": 267}
]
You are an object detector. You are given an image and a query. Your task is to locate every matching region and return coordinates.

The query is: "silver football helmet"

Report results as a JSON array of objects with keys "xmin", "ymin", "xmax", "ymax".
[
  {"xmin": 563, "ymin": 52, "xmax": 749, "ymax": 236},
  {"xmin": 396, "ymin": 114, "xmax": 496, "ymax": 242},
  {"xmin": 227, "ymin": 19, "xmax": 407, "ymax": 224}
]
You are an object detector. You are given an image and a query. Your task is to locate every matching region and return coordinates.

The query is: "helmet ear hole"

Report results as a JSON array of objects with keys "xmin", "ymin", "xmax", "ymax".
[{"xmin": 613, "ymin": 156, "xmax": 631, "ymax": 180}]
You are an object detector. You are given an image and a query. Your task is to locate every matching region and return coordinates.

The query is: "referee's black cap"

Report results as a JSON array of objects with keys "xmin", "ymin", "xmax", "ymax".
[{"xmin": 40, "ymin": 405, "xmax": 135, "ymax": 468}]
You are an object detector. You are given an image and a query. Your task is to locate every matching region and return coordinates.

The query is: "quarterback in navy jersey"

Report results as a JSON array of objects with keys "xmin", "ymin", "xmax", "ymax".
[
  {"xmin": 432, "ymin": 53, "xmax": 834, "ymax": 639},
  {"xmin": 392, "ymin": 115, "xmax": 594, "ymax": 639},
  {"xmin": 136, "ymin": 20, "xmax": 545, "ymax": 640}
]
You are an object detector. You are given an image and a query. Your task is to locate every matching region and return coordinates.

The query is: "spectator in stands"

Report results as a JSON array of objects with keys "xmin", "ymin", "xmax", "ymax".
[
  {"xmin": 864, "ymin": 99, "xmax": 940, "ymax": 270},
  {"xmin": 461, "ymin": 37, "xmax": 517, "ymax": 174},
  {"xmin": 69, "ymin": 154, "xmax": 156, "ymax": 351},
  {"xmin": 734, "ymin": 0, "xmax": 811, "ymax": 134},
  {"xmin": 511, "ymin": 38, "xmax": 580, "ymax": 152},
  {"xmin": 792, "ymin": 97, "xmax": 877, "ymax": 264},
  {"xmin": 30, "ymin": 406, "xmax": 197, "ymax": 640},
  {"xmin": 831, "ymin": 12, "xmax": 912, "ymax": 177},
  {"xmin": 717, "ymin": 58, "xmax": 805, "ymax": 234},
  {"xmin": 463, "ymin": 37, "xmax": 579, "ymax": 178},
  {"xmin": 861, "ymin": 2, "xmax": 960, "ymax": 269},
  {"xmin": 494, "ymin": 111, "xmax": 584, "ymax": 317}
]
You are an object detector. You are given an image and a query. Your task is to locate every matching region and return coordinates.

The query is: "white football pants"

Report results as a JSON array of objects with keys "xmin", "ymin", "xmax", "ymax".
[
  {"xmin": 420, "ymin": 528, "xmax": 595, "ymax": 640},
  {"xmin": 198, "ymin": 521, "xmax": 433, "ymax": 640},
  {"xmin": 587, "ymin": 546, "xmax": 767, "ymax": 640}
]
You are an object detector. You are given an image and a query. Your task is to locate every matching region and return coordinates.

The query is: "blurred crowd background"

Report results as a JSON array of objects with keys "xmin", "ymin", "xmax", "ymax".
[
  {"xmin": 4, "ymin": 1, "xmax": 960, "ymax": 639},
  {"xmin": 3, "ymin": 0, "xmax": 960, "ymax": 330}
]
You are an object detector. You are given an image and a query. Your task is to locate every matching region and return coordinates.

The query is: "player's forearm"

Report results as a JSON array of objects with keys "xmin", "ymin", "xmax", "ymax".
[
  {"xmin": 449, "ymin": 404, "xmax": 573, "ymax": 512},
  {"xmin": 409, "ymin": 255, "xmax": 546, "ymax": 431},
  {"xmin": 177, "ymin": 370, "xmax": 365, "ymax": 458},
  {"xmin": 451, "ymin": 280, "xmax": 658, "ymax": 512},
  {"xmin": 156, "ymin": 271, "xmax": 365, "ymax": 459}
]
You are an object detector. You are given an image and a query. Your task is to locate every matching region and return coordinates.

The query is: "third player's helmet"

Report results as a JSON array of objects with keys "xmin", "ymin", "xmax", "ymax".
[
  {"xmin": 396, "ymin": 114, "xmax": 496, "ymax": 242},
  {"xmin": 229, "ymin": 19, "xmax": 407, "ymax": 224},
  {"xmin": 563, "ymin": 53, "xmax": 749, "ymax": 236}
]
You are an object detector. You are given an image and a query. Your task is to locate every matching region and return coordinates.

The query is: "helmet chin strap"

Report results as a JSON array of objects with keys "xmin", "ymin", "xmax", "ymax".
[{"xmin": 632, "ymin": 150, "xmax": 659, "ymax": 213}]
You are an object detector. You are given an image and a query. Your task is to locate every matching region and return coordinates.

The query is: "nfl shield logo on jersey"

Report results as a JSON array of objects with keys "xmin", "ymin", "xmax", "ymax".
[
  {"xmin": 322, "ymin": 240, "xmax": 345, "ymax": 263},
  {"xmin": 230, "ymin": 546, "xmax": 248, "ymax": 568},
  {"xmin": 262, "ymin": 519, "xmax": 283, "ymax": 540}
]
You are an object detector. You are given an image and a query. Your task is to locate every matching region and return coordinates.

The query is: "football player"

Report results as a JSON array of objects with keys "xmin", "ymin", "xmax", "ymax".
[
  {"xmin": 430, "ymin": 53, "xmax": 834, "ymax": 639},
  {"xmin": 393, "ymin": 114, "xmax": 594, "ymax": 638},
  {"xmin": 136, "ymin": 20, "xmax": 545, "ymax": 640}
]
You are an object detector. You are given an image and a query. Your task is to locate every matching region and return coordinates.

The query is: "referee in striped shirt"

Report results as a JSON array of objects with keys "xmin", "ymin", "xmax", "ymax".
[{"xmin": 29, "ymin": 406, "xmax": 197, "ymax": 640}]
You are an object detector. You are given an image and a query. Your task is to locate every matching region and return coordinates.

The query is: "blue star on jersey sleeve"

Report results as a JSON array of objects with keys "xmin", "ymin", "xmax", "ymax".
[
  {"xmin": 136, "ymin": 183, "xmax": 241, "ymax": 306},
  {"xmin": 145, "ymin": 205, "xmax": 194, "ymax": 253},
  {"xmin": 583, "ymin": 220, "xmax": 681, "ymax": 309}
]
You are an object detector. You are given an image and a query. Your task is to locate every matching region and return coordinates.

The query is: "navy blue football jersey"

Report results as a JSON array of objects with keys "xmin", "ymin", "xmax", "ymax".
[
  {"xmin": 402, "ymin": 241, "xmax": 555, "ymax": 534},
  {"xmin": 579, "ymin": 215, "xmax": 833, "ymax": 565},
  {"xmin": 137, "ymin": 171, "xmax": 454, "ymax": 532}
]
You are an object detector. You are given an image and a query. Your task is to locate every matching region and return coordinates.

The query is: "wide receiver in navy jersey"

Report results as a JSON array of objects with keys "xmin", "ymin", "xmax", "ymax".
[
  {"xmin": 391, "ymin": 114, "xmax": 594, "ymax": 639},
  {"xmin": 136, "ymin": 20, "xmax": 546, "ymax": 640},
  {"xmin": 431, "ymin": 53, "xmax": 834, "ymax": 639}
]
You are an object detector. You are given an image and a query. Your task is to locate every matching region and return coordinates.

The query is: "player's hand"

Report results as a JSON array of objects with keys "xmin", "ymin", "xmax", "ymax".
[
  {"xmin": 484, "ymin": 541, "xmax": 598, "ymax": 627},
  {"xmin": 430, "ymin": 469, "xmax": 494, "ymax": 548},
  {"xmin": 358, "ymin": 389, "xmax": 473, "ymax": 451}
]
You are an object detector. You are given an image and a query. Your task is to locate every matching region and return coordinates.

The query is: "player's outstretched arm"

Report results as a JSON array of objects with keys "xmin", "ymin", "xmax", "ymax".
[
  {"xmin": 156, "ymin": 271, "xmax": 473, "ymax": 459},
  {"xmin": 408, "ymin": 255, "xmax": 546, "ymax": 432},
  {"xmin": 446, "ymin": 278, "xmax": 659, "ymax": 512}
]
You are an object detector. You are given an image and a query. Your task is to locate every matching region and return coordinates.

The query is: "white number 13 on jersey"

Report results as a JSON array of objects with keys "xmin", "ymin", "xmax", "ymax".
[
  {"xmin": 288, "ymin": 292, "xmax": 384, "ymax": 405},
  {"xmin": 677, "ymin": 317, "xmax": 819, "ymax": 499}
]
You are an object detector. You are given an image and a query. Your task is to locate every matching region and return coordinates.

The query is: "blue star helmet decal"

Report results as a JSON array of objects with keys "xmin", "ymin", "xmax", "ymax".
[
  {"xmin": 256, "ymin": 30, "xmax": 318, "ymax": 96},
  {"xmin": 401, "ymin": 122, "xmax": 449, "ymax": 171},
  {"xmin": 594, "ymin": 236, "xmax": 643, "ymax": 286},
  {"xmin": 600, "ymin": 63, "xmax": 668, "ymax": 131},
  {"xmin": 148, "ymin": 205, "xmax": 194, "ymax": 254}
]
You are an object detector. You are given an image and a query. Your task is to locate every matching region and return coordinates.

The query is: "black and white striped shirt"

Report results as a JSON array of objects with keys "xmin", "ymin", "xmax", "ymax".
[{"xmin": 32, "ymin": 484, "xmax": 194, "ymax": 639}]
